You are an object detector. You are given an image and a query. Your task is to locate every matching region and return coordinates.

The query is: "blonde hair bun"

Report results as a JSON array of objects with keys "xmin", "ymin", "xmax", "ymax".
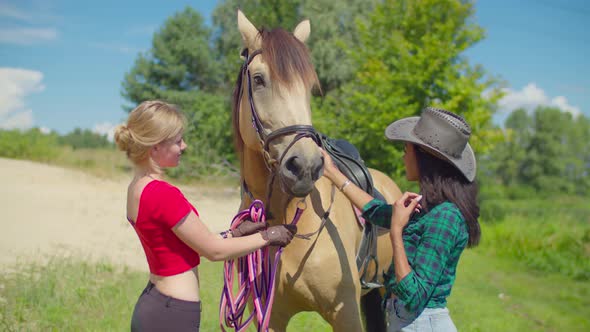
[{"xmin": 114, "ymin": 124, "xmax": 132, "ymax": 153}]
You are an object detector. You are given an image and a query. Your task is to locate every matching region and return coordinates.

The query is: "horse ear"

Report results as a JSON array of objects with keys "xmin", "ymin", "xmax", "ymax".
[
  {"xmin": 293, "ymin": 19, "xmax": 310, "ymax": 43},
  {"xmin": 237, "ymin": 9, "xmax": 259, "ymax": 49}
]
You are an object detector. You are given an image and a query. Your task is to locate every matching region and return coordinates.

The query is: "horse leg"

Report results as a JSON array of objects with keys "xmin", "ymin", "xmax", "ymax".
[
  {"xmin": 319, "ymin": 297, "xmax": 364, "ymax": 332},
  {"xmin": 361, "ymin": 288, "xmax": 387, "ymax": 332},
  {"xmin": 267, "ymin": 302, "xmax": 296, "ymax": 332}
]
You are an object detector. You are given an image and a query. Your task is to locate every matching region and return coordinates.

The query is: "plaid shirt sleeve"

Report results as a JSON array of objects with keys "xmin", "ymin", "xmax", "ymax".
[
  {"xmin": 361, "ymin": 198, "xmax": 392, "ymax": 229},
  {"xmin": 388, "ymin": 205, "xmax": 462, "ymax": 313}
]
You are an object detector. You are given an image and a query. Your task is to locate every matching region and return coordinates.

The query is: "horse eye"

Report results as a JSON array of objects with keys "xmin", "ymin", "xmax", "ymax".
[{"xmin": 253, "ymin": 74, "xmax": 265, "ymax": 87}]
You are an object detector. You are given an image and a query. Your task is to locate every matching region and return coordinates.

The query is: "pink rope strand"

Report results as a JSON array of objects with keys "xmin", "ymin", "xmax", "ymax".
[{"xmin": 220, "ymin": 200, "xmax": 303, "ymax": 332}]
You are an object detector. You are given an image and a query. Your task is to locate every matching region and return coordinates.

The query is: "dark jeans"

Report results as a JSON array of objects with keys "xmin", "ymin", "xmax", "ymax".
[{"xmin": 131, "ymin": 282, "xmax": 201, "ymax": 332}]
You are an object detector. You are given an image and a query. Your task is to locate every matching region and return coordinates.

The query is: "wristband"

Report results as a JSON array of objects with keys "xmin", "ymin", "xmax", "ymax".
[
  {"xmin": 220, "ymin": 229, "xmax": 232, "ymax": 239},
  {"xmin": 339, "ymin": 180, "xmax": 351, "ymax": 192}
]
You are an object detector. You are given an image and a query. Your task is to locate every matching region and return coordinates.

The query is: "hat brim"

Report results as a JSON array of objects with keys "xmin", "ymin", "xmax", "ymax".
[{"xmin": 384, "ymin": 117, "xmax": 476, "ymax": 182}]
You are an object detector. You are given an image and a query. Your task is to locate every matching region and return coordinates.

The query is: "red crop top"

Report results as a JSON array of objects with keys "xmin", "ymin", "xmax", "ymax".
[{"xmin": 128, "ymin": 180, "xmax": 200, "ymax": 276}]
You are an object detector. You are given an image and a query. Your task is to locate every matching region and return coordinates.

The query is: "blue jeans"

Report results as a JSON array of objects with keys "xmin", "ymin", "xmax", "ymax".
[{"xmin": 386, "ymin": 298, "xmax": 457, "ymax": 332}]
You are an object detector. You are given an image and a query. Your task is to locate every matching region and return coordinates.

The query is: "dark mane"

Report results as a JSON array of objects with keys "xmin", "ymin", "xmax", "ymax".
[{"xmin": 232, "ymin": 27, "xmax": 320, "ymax": 156}]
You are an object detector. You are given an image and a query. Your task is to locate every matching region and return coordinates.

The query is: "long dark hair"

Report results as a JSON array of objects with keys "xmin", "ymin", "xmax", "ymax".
[{"xmin": 414, "ymin": 146, "xmax": 480, "ymax": 247}]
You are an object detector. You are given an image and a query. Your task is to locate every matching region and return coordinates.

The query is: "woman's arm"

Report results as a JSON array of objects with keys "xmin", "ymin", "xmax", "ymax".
[
  {"xmin": 172, "ymin": 212, "xmax": 293, "ymax": 261},
  {"xmin": 320, "ymin": 149, "xmax": 374, "ymax": 209}
]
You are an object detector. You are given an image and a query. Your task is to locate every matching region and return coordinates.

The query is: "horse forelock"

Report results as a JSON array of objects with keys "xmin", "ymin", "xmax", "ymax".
[{"xmin": 260, "ymin": 28, "xmax": 319, "ymax": 92}]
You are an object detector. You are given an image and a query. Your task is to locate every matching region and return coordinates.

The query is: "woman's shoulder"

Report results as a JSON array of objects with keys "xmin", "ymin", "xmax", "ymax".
[
  {"xmin": 424, "ymin": 201, "xmax": 464, "ymax": 224},
  {"xmin": 144, "ymin": 180, "xmax": 184, "ymax": 199}
]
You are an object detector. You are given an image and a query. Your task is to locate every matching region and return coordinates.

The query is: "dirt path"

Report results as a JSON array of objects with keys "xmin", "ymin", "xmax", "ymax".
[{"xmin": 0, "ymin": 157, "xmax": 241, "ymax": 271}]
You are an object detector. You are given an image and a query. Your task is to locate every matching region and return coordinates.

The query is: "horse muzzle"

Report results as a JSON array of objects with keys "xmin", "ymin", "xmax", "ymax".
[{"xmin": 279, "ymin": 151, "xmax": 323, "ymax": 197}]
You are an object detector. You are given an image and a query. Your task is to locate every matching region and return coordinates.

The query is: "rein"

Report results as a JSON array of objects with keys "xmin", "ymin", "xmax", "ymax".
[
  {"xmin": 221, "ymin": 48, "xmax": 333, "ymax": 331},
  {"xmin": 219, "ymin": 200, "xmax": 305, "ymax": 332}
]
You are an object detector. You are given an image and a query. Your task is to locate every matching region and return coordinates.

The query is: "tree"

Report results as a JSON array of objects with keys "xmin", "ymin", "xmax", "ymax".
[
  {"xmin": 487, "ymin": 107, "xmax": 590, "ymax": 196},
  {"xmin": 490, "ymin": 109, "xmax": 531, "ymax": 185},
  {"xmin": 122, "ymin": 7, "xmax": 222, "ymax": 103},
  {"xmin": 121, "ymin": 7, "xmax": 234, "ymax": 179},
  {"xmin": 211, "ymin": 0, "xmax": 373, "ymax": 94},
  {"xmin": 313, "ymin": 0, "xmax": 503, "ymax": 176},
  {"xmin": 59, "ymin": 128, "xmax": 111, "ymax": 149}
]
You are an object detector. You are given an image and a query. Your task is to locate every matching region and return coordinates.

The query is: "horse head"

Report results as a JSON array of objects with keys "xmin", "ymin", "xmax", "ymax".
[{"xmin": 233, "ymin": 10, "xmax": 323, "ymax": 198}]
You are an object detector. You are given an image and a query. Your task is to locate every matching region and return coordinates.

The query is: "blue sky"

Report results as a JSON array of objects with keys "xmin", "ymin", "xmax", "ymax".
[{"xmin": 1, "ymin": 0, "xmax": 588, "ymax": 138}]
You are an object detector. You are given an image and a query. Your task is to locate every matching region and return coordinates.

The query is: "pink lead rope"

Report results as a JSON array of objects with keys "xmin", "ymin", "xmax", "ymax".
[{"xmin": 220, "ymin": 199, "xmax": 304, "ymax": 332}]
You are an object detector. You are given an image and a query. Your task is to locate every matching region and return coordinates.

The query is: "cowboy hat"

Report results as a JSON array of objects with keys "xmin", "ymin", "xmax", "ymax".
[{"xmin": 384, "ymin": 107, "xmax": 476, "ymax": 182}]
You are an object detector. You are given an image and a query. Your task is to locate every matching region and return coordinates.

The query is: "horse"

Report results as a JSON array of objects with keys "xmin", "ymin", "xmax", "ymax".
[{"xmin": 232, "ymin": 10, "xmax": 402, "ymax": 332}]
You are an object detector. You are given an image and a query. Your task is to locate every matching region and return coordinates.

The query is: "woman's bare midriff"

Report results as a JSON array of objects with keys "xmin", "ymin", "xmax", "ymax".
[{"xmin": 149, "ymin": 266, "xmax": 200, "ymax": 302}]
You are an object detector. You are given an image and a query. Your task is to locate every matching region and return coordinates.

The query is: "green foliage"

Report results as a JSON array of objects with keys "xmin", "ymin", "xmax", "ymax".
[
  {"xmin": 314, "ymin": 0, "xmax": 503, "ymax": 176},
  {"xmin": 0, "ymin": 128, "xmax": 59, "ymax": 162},
  {"xmin": 486, "ymin": 107, "xmax": 590, "ymax": 196},
  {"xmin": 2, "ymin": 252, "xmax": 588, "ymax": 331},
  {"xmin": 479, "ymin": 197, "xmax": 590, "ymax": 280},
  {"xmin": 122, "ymin": 7, "xmax": 222, "ymax": 101},
  {"xmin": 58, "ymin": 128, "xmax": 112, "ymax": 149},
  {"xmin": 212, "ymin": 0, "xmax": 373, "ymax": 94},
  {"xmin": 163, "ymin": 92, "xmax": 238, "ymax": 180},
  {"xmin": 0, "ymin": 128, "xmax": 129, "ymax": 178}
]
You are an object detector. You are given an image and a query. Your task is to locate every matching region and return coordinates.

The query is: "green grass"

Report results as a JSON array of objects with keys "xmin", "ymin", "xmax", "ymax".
[
  {"xmin": 1, "ymin": 250, "xmax": 588, "ymax": 331},
  {"xmin": 479, "ymin": 197, "xmax": 590, "ymax": 280},
  {"xmin": 52, "ymin": 147, "xmax": 131, "ymax": 180},
  {"xmin": 450, "ymin": 250, "xmax": 590, "ymax": 331}
]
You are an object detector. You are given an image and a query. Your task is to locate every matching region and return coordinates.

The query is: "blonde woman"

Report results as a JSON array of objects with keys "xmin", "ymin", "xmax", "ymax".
[{"xmin": 115, "ymin": 100, "xmax": 296, "ymax": 331}]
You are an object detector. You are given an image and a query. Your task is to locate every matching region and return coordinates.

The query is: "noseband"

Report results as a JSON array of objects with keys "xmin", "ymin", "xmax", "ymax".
[{"xmin": 236, "ymin": 48, "xmax": 320, "ymax": 170}]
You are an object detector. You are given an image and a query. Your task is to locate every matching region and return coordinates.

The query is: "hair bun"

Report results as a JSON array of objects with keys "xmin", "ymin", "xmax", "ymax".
[{"xmin": 114, "ymin": 124, "xmax": 132, "ymax": 152}]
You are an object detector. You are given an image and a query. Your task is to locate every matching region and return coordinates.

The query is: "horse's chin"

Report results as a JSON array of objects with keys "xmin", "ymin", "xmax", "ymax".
[{"xmin": 280, "ymin": 175, "xmax": 315, "ymax": 197}]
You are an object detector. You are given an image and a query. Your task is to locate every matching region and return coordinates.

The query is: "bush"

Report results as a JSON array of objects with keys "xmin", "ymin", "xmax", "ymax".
[
  {"xmin": 0, "ymin": 128, "xmax": 59, "ymax": 162},
  {"xmin": 480, "ymin": 197, "xmax": 590, "ymax": 280},
  {"xmin": 479, "ymin": 199, "xmax": 509, "ymax": 222}
]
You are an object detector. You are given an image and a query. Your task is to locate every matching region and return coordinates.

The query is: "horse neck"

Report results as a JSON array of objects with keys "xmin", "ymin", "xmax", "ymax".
[{"xmin": 241, "ymin": 146, "xmax": 290, "ymax": 223}]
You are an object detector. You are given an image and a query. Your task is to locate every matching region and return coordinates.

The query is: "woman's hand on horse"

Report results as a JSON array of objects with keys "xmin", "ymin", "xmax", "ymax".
[
  {"xmin": 261, "ymin": 224, "xmax": 298, "ymax": 246},
  {"xmin": 319, "ymin": 148, "xmax": 340, "ymax": 181},
  {"xmin": 391, "ymin": 192, "xmax": 422, "ymax": 233},
  {"xmin": 232, "ymin": 220, "xmax": 268, "ymax": 237}
]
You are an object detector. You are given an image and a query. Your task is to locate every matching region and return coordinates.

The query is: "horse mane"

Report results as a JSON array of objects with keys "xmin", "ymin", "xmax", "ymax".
[{"xmin": 232, "ymin": 27, "xmax": 320, "ymax": 157}]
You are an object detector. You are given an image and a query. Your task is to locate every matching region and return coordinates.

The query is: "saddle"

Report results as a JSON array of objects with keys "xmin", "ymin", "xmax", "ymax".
[{"xmin": 319, "ymin": 134, "xmax": 385, "ymax": 289}]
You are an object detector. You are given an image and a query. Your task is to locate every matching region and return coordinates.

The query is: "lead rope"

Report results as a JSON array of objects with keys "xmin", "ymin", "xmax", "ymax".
[{"xmin": 220, "ymin": 199, "xmax": 305, "ymax": 332}]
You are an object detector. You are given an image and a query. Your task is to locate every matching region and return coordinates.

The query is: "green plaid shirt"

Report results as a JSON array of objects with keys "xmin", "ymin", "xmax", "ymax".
[{"xmin": 362, "ymin": 199, "xmax": 468, "ymax": 313}]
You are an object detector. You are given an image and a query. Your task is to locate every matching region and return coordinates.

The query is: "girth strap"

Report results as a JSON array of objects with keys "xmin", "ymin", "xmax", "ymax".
[{"xmin": 318, "ymin": 134, "xmax": 385, "ymax": 289}]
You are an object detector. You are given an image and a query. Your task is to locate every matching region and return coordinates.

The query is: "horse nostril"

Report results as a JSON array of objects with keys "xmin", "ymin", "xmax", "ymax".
[
  {"xmin": 311, "ymin": 157, "xmax": 324, "ymax": 181},
  {"xmin": 285, "ymin": 156, "xmax": 303, "ymax": 177}
]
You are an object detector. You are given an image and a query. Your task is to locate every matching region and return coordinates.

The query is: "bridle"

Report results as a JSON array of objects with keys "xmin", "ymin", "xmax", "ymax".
[
  {"xmin": 236, "ymin": 47, "xmax": 332, "ymax": 238},
  {"xmin": 236, "ymin": 48, "xmax": 320, "ymax": 172},
  {"xmin": 220, "ymin": 46, "xmax": 336, "ymax": 332}
]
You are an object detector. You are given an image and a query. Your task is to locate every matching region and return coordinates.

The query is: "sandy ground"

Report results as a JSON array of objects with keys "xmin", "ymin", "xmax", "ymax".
[{"xmin": 0, "ymin": 157, "xmax": 241, "ymax": 271}]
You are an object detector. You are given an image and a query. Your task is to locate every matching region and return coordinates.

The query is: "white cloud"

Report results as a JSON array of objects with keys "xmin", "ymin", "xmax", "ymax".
[
  {"xmin": 93, "ymin": 122, "xmax": 119, "ymax": 142},
  {"xmin": 0, "ymin": 27, "xmax": 58, "ymax": 45},
  {"xmin": 0, "ymin": 109, "xmax": 33, "ymax": 130},
  {"xmin": 39, "ymin": 126, "xmax": 51, "ymax": 134},
  {"xmin": 498, "ymin": 83, "xmax": 581, "ymax": 117},
  {"xmin": 0, "ymin": 67, "xmax": 44, "ymax": 130}
]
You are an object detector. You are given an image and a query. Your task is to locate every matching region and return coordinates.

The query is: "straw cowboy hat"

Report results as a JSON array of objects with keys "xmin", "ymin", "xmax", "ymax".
[{"xmin": 384, "ymin": 107, "xmax": 476, "ymax": 182}]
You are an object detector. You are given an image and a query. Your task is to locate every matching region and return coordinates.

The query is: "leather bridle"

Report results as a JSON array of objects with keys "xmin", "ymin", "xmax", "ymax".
[{"xmin": 236, "ymin": 48, "xmax": 320, "ymax": 171}]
